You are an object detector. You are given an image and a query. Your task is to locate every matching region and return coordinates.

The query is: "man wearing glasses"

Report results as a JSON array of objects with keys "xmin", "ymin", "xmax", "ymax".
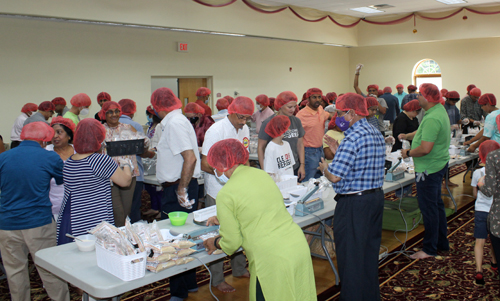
[
  {"xmin": 94, "ymin": 91, "xmax": 111, "ymax": 123},
  {"xmin": 200, "ymin": 96, "xmax": 253, "ymax": 293},
  {"xmin": 23, "ymin": 101, "xmax": 55, "ymax": 126}
]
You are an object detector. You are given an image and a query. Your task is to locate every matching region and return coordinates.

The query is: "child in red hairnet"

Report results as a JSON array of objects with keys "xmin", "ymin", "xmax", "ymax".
[{"xmin": 263, "ymin": 115, "xmax": 295, "ymax": 180}]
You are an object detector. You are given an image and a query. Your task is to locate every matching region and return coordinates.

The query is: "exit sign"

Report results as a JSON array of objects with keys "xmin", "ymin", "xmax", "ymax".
[{"xmin": 177, "ymin": 42, "xmax": 188, "ymax": 52}]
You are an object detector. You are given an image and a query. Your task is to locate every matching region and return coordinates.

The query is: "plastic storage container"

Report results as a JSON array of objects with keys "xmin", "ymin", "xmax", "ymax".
[
  {"xmin": 95, "ymin": 244, "xmax": 147, "ymax": 281},
  {"xmin": 106, "ymin": 139, "xmax": 145, "ymax": 157}
]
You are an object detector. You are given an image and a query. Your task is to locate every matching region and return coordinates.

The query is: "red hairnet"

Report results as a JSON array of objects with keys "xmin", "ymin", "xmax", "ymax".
[
  {"xmin": 306, "ymin": 88, "xmax": 322, "ymax": 99},
  {"xmin": 302, "ymin": 93, "xmax": 307, "ymax": 101},
  {"xmin": 478, "ymin": 93, "xmax": 496, "ymax": 106},
  {"xmin": 327, "ymin": 112, "xmax": 338, "ymax": 130},
  {"xmin": 151, "ymin": 87, "xmax": 182, "ymax": 113},
  {"xmin": 196, "ymin": 87, "xmax": 211, "ymax": 97},
  {"xmin": 216, "ymin": 98, "xmax": 229, "ymax": 110},
  {"xmin": 366, "ymin": 84, "xmax": 379, "ymax": 92},
  {"xmin": 402, "ymin": 99, "xmax": 421, "ymax": 112},
  {"xmin": 21, "ymin": 103, "xmax": 38, "ymax": 113},
  {"xmin": 228, "ymin": 96, "xmax": 254, "ymax": 115},
  {"xmin": 326, "ymin": 92, "xmax": 337, "ymax": 103},
  {"xmin": 467, "ymin": 84, "xmax": 477, "ymax": 93},
  {"xmin": 146, "ymin": 105, "xmax": 155, "ymax": 116},
  {"xmin": 50, "ymin": 116, "xmax": 76, "ymax": 133},
  {"xmin": 366, "ymin": 97, "xmax": 379, "ymax": 108},
  {"xmin": 383, "ymin": 87, "xmax": 392, "ymax": 94},
  {"xmin": 447, "ymin": 91, "xmax": 460, "ymax": 100},
  {"xmin": 223, "ymin": 95, "xmax": 234, "ymax": 104},
  {"xmin": 377, "ymin": 90, "xmax": 383, "ymax": 97},
  {"xmin": 97, "ymin": 92, "xmax": 111, "ymax": 104},
  {"xmin": 269, "ymin": 97, "xmax": 275, "ymax": 109},
  {"xmin": 396, "ymin": 84, "xmax": 404, "ymax": 89},
  {"xmin": 407, "ymin": 85, "xmax": 417, "ymax": 92},
  {"xmin": 184, "ymin": 102, "xmax": 205, "ymax": 115},
  {"xmin": 70, "ymin": 93, "xmax": 92, "ymax": 107},
  {"xmin": 38, "ymin": 101, "xmax": 56, "ymax": 112},
  {"xmin": 336, "ymin": 93, "xmax": 369, "ymax": 116},
  {"xmin": 20, "ymin": 121, "xmax": 54, "ymax": 142},
  {"xmin": 440, "ymin": 89, "xmax": 448, "ymax": 97},
  {"xmin": 98, "ymin": 101, "xmax": 122, "ymax": 120},
  {"xmin": 255, "ymin": 94, "xmax": 269, "ymax": 106},
  {"xmin": 419, "ymin": 83, "xmax": 442, "ymax": 103},
  {"xmin": 265, "ymin": 115, "xmax": 290, "ymax": 138},
  {"xmin": 470, "ymin": 88, "xmax": 482, "ymax": 98},
  {"xmin": 73, "ymin": 118, "xmax": 106, "ymax": 154},
  {"xmin": 275, "ymin": 91, "xmax": 298, "ymax": 110},
  {"xmin": 51, "ymin": 97, "xmax": 66, "ymax": 106},
  {"xmin": 207, "ymin": 139, "xmax": 249, "ymax": 172},
  {"xmin": 118, "ymin": 99, "xmax": 137, "ymax": 116},
  {"xmin": 479, "ymin": 140, "xmax": 500, "ymax": 163}
]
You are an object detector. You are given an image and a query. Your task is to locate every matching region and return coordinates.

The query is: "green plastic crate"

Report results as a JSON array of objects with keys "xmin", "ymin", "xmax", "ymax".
[{"xmin": 382, "ymin": 197, "xmax": 422, "ymax": 231}]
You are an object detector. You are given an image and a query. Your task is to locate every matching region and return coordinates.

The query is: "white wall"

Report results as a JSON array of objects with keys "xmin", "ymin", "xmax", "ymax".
[
  {"xmin": 0, "ymin": 0, "xmax": 358, "ymax": 46},
  {"xmin": 349, "ymin": 37, "xmax": 500, "ymax": 97},
  {"xmin": 0, "ymin": 16, "xmax": 350, "ymax": 142}
]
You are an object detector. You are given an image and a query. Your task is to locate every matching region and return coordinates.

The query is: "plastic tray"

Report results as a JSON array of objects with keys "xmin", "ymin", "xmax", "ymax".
[
  {"xmin": 95, "ymin": 244, "xmax": 147, "ymax": 281},
  {"xmin": 106, "ymin": 139, "xmax": 145, "ymax": 157}
]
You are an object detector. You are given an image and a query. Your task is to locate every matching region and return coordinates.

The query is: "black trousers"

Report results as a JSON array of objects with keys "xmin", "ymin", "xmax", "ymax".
[
  {"xmin": 490, "ymin": 235, "xmax": 500, "ymax": 285},
  {"xmin": 334, "ymin": 190, "xmax": 384, "ymax": 301},
  {"xmin": 161, "ymin": 179, "xmax": 199, "ymax": 298}
]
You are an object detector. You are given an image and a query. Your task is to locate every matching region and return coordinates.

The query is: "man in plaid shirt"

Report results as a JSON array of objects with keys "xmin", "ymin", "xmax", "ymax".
[{"xmin": 320, "ymin": 92, "xmax": 385, "ymax": 301}]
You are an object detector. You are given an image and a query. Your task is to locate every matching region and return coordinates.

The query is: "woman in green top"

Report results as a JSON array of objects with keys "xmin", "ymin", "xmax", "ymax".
[
  {"xmin": 402, "ymin": 83, "xmax": 451, "ymax": 260},
  {"xmin": 203, "ymin": 139, "xmax": 316, "ymax": 301}
]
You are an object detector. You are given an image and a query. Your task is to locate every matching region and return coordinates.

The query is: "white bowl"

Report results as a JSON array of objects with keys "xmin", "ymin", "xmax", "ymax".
[{"xmin": 75, "ymin": 234, "xmax": 96, "ymax": 252}]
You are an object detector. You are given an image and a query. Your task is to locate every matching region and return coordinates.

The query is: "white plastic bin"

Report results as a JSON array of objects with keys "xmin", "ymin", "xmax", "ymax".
[{"xmin": 96, "ymin": 244, "xmax": 147, "ymax": 281}]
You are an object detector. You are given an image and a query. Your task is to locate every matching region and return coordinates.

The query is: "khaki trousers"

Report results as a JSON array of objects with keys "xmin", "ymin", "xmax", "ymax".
[
  {"xmin": 0, "ymin": 221, "xmax": 70, "ymax": 301},
  {"xmin": 205, "ymin": 194, "xmax": 248, "ymax": 286},
  {"xmin": 111, "ymin": 177, "xmax": 136, "ymax": 227}
]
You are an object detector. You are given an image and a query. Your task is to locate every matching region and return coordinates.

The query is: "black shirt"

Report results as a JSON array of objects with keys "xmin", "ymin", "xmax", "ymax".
[{"xmin": 392, "ymin": 112, "xmax": 419, "ymax": 152}]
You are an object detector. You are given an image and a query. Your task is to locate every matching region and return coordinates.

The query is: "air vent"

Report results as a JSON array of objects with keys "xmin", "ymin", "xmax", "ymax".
[{"xmin": 371, "ymin": 4, "xmax": 394, "ymax": 9}]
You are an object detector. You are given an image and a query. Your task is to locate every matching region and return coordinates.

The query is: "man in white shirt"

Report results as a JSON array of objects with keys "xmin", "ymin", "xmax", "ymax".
[
  {"xmin": 201, "ymin": 96, "xmax": 253, "ymax": 293},
  {"xmin": 151, "ymin": 87, "xmax": 201, "ymax": 301},
  {"xmin": 10, "ymin": 103, "xmax": 38, "ymax": 149},
  {"xmin": 211, "ymin": 98, "xmax": 230, "ymax": 123}
]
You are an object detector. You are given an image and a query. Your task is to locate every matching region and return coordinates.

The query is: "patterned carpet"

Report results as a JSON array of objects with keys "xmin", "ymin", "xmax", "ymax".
[{"xmin": 319, "ymin": 193, "xmax": 499, "ymax": 300}]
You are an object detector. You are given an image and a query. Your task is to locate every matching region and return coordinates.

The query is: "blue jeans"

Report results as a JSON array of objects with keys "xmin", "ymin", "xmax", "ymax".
[
  {"xmin": 415, "ymin": 163, "xmax": 449, "ymax": 256},
  {"xmin": 304, "ymin": 147, "xmax": 324, "ymax": 182}
]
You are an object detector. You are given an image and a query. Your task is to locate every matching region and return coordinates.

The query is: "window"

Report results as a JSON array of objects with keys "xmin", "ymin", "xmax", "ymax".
[{"xmin": 413, "ymin": 59, "xmax": 442, "ymax": 90}]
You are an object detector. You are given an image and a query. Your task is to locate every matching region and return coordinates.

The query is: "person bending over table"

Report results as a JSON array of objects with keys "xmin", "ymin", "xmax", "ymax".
[
  {"xmin": 56, "ymin": 118, "xmax": 132, "ymax": 245},
  {"xmin": 319, "ymin": 92, "xmax": 385, "ymax": 301},
  {"xmin": 392, "ymin": 99, "xmax": 421, "ymax": 152},
  {"xmin": 401, "ymin": 83, "xmax": 451, "ymax": 260},
  {"xmin": 203, "ymin": 139, "xmax": 316, "ymax": 301}
]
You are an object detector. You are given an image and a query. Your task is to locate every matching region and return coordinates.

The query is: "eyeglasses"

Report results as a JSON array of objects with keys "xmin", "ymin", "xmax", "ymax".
[
  {"xmin": 236, "ymin": 114, "xmax": 251, "ymax": 121},
  {"xmin": 106, "ymin": 109, "xmax": 121, "ymax": 115}
]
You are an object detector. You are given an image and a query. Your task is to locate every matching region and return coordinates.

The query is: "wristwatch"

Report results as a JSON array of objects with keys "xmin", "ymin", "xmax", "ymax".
[
  {"xmin": 406, "ymin": 149, "xmax": 411, "ymax": 157},
  {"xmin": 214, "ymin": 237, "xmax": 222, "ymax": 250}
]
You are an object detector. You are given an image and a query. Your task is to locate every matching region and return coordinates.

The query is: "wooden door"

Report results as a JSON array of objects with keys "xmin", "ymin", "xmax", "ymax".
[{"xmin": 178, "ymin": 78, "xmax": 208, "ymax": 110}]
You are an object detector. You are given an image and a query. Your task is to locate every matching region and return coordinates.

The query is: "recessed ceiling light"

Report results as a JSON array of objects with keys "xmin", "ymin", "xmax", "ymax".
[
  {"xmin": 323, "ymin": 43, "xmax": 344, "ymax": 47},
  {"xmin": 349, "ymin": 6, "xmax": 385, "ymax": 14},
  {"xmin": 435, "ymin": 0, "xmax": 467, "ymax": 4}
]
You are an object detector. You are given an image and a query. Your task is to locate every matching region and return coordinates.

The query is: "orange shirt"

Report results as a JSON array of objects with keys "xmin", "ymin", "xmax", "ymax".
[{"xmin": 296, "ymin": 105, "xmax": 330, "ymax": 148}]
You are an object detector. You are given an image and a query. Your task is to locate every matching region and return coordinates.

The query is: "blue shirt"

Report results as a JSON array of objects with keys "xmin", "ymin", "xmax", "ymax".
[
  {"xmin": 0, "ymin": 141, "xmax": 63, "ymax": 230},
  {"xmin": 401, "ymin": 93, "xmax": 419, "ymax": 108},
  {"xmin": 381, "ymin": 93, "xmax": 400, "ymax": 123},
  {"xmin": 119, "ymin": 115, "xmax": 144, "ymax": 182},
  {"xmin": 329, "ymin": 118, "xmax": 385, "ymax": 194},
  {"xmin": 444, "ymin": 102, "xmax": 460, "ymax": 125},
  {"xmin": 483, "ymin": 110, "xmax": 500, "ymax": 144},
  {"xmin": 367, "ymin": 116, "xmax": 380, "ymax": 131},
  {"xmin": 394, "ymin": 92, "xmax": 408, "ymax": 108}
]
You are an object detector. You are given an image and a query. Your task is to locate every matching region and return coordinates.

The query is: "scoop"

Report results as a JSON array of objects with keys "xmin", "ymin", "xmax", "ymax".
[{"xmin": 66, "ymin": 233, "xmax": 84, "ymax": 242}]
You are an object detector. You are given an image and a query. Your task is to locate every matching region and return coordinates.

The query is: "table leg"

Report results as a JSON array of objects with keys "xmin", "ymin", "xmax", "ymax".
[{"xmin": 443, "ymin": 166, "xmax": 457, "ymax": 213}]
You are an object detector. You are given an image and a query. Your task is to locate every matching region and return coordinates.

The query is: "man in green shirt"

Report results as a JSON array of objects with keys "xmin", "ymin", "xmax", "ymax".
[
  {"xmin": 402, "ymin": 83, "xmax": 450, "ymax": 260},
  {"xmin": 63, "ymin": 93, "xmax": 91, "ymax": 126}
]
